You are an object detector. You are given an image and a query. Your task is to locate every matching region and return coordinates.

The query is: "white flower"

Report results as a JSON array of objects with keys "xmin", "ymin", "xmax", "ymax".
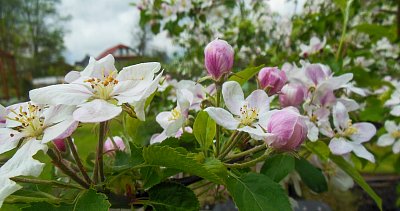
[
  {"xmin": 205, "ymin": 81, "xmax": 270, "ymax": 139},
  {"xmin": 377, "ymin": 121, "xmax": 400, "ymax": 154},
  {"xmin": 0, "ymin": 104, "xmax": 5, "ymax": 128},
  {"xmin": 385, "ymin": 88, "xmax": 400, "ymax": 116},
  {"xmin": 150, "ymin": 89, "xmax": 193, "ymax": 144},
  {"xmin": 175, "ymin": 80, "xmax": 216, "ymax": 111},
  {"xmin": 29, "ymin": 55, "xmax": 163, "ymax": 122},
  {"xmin": 328, "ymin": 102, "xmax": 376, "ymax": 163},
  {"xmin": 303, "ymin": 104, "xmax": 333, "ymax": 142},
  {"xmin": 299, "ymin": 36, "xmax": 326, "ymax": 57},
  {"xmin": 0, "ymin": 102, "xmax": 77, "ymax": 207}
]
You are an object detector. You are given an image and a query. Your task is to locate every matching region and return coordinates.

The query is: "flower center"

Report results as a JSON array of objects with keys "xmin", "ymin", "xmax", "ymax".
[
  {"xmin": 8, "ymin": 103, "xmax": 44, "ymax": 138},
  {"xmin": 168, "ymin": 108, "xmax": 181, "ymax": 121},
  {"xmin": 85, "ymin": 71, "xmax": 119, "ymax": 100},
  {"xmin": 310, "ymin": 114, "xmax": 318, "ymax": 123},
  {"xmin": 239, "ymin": 104, "xmax": 259, "ymax": 125},
  {"xmin": 391, "ymin": 130, "xmax": 400, "ymax": 138},
  {"xmin": 343, "ymin": 120, "xmax": 358, "ymax": 136}
]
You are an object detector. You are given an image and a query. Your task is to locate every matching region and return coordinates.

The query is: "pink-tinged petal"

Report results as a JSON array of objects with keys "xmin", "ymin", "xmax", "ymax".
[
  {"xmin": 384, "ymin": 120, "xmax": 398, "ymax": 133},
  {"xmin": 246, "ymin": 90, "xmax": 270, "ymax": 115},
  {"xmin": 104, "ymin": 136, "xmax": 126, "ymax": 155},
  {"xmin": 222, "ymin": 81, "xmax": 244, "ymax": 115},
  {"xmin": 323, "ymin": 73, "xmax": 353, "ymax": 90},
  {"xmin": 156, "ymin": 111, "xmax": 172, "ymax": 129},
  {"xmin": 350, "ymin": 143, "xmax": 375, "ymax": 163},
  {"xmin": 64, "ymin": 71, "xmax": 81, "ymax": 83},
  {"xmin": 306, "ymin": 121, "xmax": 319, "ymax": 142},
  {"xmin": 0, "ymin": 140, "xmax": 47, "ymax": 207},
  {"xmin": 29, "ymin": 84, "xmax": 92, "ymax": 105},
  {"xmin": 393, "ymin": 140, "xmax": 400, "ymax": 154},
  {"xmin": 0, "ymin": 128, "xmax": 23, "ymax": 154},
  {"xmin": 204, "ymin": 107, "xmax": 240, "ymax": 130},
  {"xmin": 350, "ymin": 123, "xmax": 376, "ymax": 143},
  {"xmin": 336, "ymin": 98, "xmax": 359, "ymax": 112},
  {"xmin": 329, "ymin": 137, "xmax": 353, "ymax": 155},
  {"xmin": 333, "ymin": 102, "xmax": 349, "ymax": 131},
  {"xmin": 377, "ymin": 134, "xmax": 395, "ymax": 147},
  {"xmin": 305, "ymin": 64, "xmax": 329, "ymax": 85},
  {"xmin": 73, "ymin": 100, "xmax": 122, "ymax": 123},
  {"xmin": 42, "ymin": 119, "xmax": 78, "ymax": 143},
  {"xmin": 390, "ymin": 105, "xmax": 400, "ymax": 116}
]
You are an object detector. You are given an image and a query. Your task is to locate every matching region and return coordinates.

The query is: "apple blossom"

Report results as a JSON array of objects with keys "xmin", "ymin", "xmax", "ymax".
[
  {"xmin": 29, "ymin": 55, "xmax": 163, "ymax": 122},
  {"xmin": 205, "ymin": 81, "xmax": 270, "ymax": 138},
  {"xmin": 175, "ymin": 80, "xmax": 216, "ymax": 111},
  {"xmin": 204, "ymin": 39, "xmax": 234, "ymax": 80},
  {"xmin": 377, "ymin": 121, "xmax": 400, "ymax": 154},
  {"xmin": 0, "ymin": 102, "xmax": 78, "ymax": 207},
  {"xmin": 299, "ymin": 36, "xmax": 326, "ymax": 57},
  {"xmin": 328, "ymin": 102, "xmax": 376, "ymax": 163},
  {"xmin": 53, "ymin": 139, "xmax": 67, "ymax": 153},
  {"xmin": 384, "ymin": 88, "xmax": 400, "ymax": 116},
  {"xmin": 258, "ymin": 67, "xmax": 287, "ymax": 95},
  {"xmin": 279, "ymin": 83, "xmax": 307, "ymax": 107},
  {"xmin": 303, "ymin": 104, "xmax": 333, "ymax": 142},
  {"xmin": 104, "ymin": 136, "xmax": 126, "ymax": 156}
]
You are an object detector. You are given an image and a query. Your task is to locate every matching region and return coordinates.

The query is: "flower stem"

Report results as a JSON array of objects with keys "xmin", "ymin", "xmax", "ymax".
[
  {"xmin": 66, "ymin": 137, "xmax": 92, "ymax": 185},
  {"xmin": 218, "ymin": 131, "xmax": 240, "ymax": 159},
  {"xmin": 215, "ymin": 83, "xmax": 222, "ymax": 156},
  {"xmin": 11, "ymin": 176, "xmax": 84, "ymax": 190},
  {"xmin": 47, "ymin": 148, "xmax": 90, "ymax": 188},
  {"xmin": 224, "ymin": 144, "xmax": 267, "ymax": 161},
  {"xmin": 224, "ymin": 148, "xmax": 273, "ymax": 169},
  {"xmin": 219, "ymin": 133, "xmax": 248, "ymax": 159},
  {"xmin": 93, "ymin": 121, "xmax": 108, "ymax": 184},
  {"xmin": 336, "ymin": 0, "xmax": 354, "ymax": 61}
]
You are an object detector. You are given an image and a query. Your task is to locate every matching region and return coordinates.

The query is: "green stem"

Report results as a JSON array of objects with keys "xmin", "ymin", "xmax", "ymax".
[
  {"xmin": 336, "ymin": 0, "xmax": 354, "ymax": 61},
  {"xmin": 215, "ymin": 83, "xmax": 222, "ymax": 156},
  {"xmin": 11, "ymin": 177, "xmax": 84, "ymax": 190},
  {"xmin": 218, "ymin": 133, "xmax": 247, "ymax": 159},
  {"xmin": 66, "ymin": 137, "xmax": 92, "ymax": 185},
  {"xmin": 219, "ymin": 130, "xmax": 239, "ymax": 156},
  {"xmin": 224, "ymin": 144, "xmax": 267, "ymax": 161},
  {"xmin": 93, "ymin": 121, "xmax": 108, "ymax": 184},
  {"xmin": 4, "ymin": 195, "xmax": 61, "ymax": 204},
  {"xmin": 224, "ymin": 148, "xmax": 273, "ymax": 169},
  {"xmin": 47, "ymin": 148, "xmax": 90, "ymax": 189}
]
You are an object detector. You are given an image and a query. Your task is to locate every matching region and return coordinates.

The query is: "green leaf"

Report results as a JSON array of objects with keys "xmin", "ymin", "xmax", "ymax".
[
  {"xmin": 354, "ymin": 24, "xmax": 396, "ymax": 42},
  {"xmin": 226, "ymin": 172, "xmax": 291, "ymax": 211},
  {"xmin": 73, "ymin": 189, "xmax": 111, "ymax": 211},
  {"xmin": 148, "ymin": 182, "xmax": 200, "ymax": 211},
  {"xmin": 295, "ymin": 158, "xmax": 328, "ymax": 193},
  {"xmin": 143, "ymin": 145, "xmax": 225, "ymax": 184},
  {"xmin": 204, "ymin": 158, "xmax": 228, "ymax": 180},
  {"xmin": 22, "ymin": 202, "xmax": 73, "ymax": 211},
  {"xmin": 228, "ymin": 65, "xmax": 264, "ymax": 86},
  {"xmin": 333, "ymin": 0, "xmax": 346, "ymax": 13},
  {"xmin": 330, "ymin": 155, "xmax": 382, "ymax": 210},
  {"xmin": 193, "ymin": 111, "xmax": 216, "ymax": 152},
  {"xmin": 305, "ymin": 141, "xmax": 330, "ymax": 161},
  {"xmin": 260, "ymin": 154, "xmax": 295, "ymax": 182}
]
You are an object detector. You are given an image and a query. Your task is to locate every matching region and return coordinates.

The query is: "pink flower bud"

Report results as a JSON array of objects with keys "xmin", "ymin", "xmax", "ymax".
[
  {"xmin": 266, "ymin": 108, "xmax": 307, "ymax": 151},
  {"xmin": 53, "ymin": 139, "xmax": 67, "ymax": 153},
  {"xmin": 104, "ymin": 136, "xmax": 126, "ymax": 156},
  {"xmin": 279, "ymin": 84, "xmax": 307, "ymax": 107},
  {"xmin": 204, "ymin": 39, "xmax": 234, "ymax": 80},
  {"xmin": 258, "ymin": 67, "xmax": 287, "ymax": 95}
]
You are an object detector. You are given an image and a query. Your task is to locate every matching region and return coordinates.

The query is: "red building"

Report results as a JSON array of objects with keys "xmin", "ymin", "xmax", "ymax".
[{"xmin": 96, "ymin": 44, "xmax": 137, "ymax": 60}]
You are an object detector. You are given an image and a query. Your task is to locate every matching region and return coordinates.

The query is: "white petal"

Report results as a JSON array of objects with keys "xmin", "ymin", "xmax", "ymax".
[
  {"xmin": 384, "ymin": 120, "xmax": 398, "ymax": 133},
  {"xmin": 245, "ymin": 90, "xmax": 270, "ymax": 115},
  {"xmin": 333, "ymin": 102, "xmax": 349, "ymax": 131},
  {"xmin": 73, "ymin": 100, "xmax": 122, "ymax": 123},
  {"xmin": 0, "ymin": 128, "xmax": 22, "ymax": 154},
  {"xmin": 204, "ymin": 107, "xmax": 240, "ymax": 130},
  {"xmin": 350, "ymin": 123, "xmax": 376, "ymax": 143},
  {"xmin": 222, "ymin": 81, "xmax": 244, "ymax": 115},
  {"xmin": 306, "ymin": 121, "xmax": 319, "ymax": 142},
  {"xmin": 165, "ymin": 116, "xmax": 185, "ymax": 137},
  {"xmin": 43, "ymin": 105, "xmax": 76, "ymax": 126},
  {"xmin": 377, "ymin": 134, "xmax": 395, "ymax": 146},
  {"xmin": 131, "ymin": 100, "xmax": 146, "ymax": 121},
  {"xmin": 81, "ymin": 55, "xmax": 117, "ymax": 78},
  {"xmin": 393, "ymin": 140, "xmax": 400, "ymax": 154},
  {"xmin": 237, "ymin": 125, "xmax": 271, "ymax": 141},
  {"xmin": 150, "ymin": 131, "xmax": 168, "ymax": 144},
  {"xmin": 336, "ymin": 98, "xmax": 359, "ymax": 111},
  {"xmin": 29, "ymin": 84, "xmax": 92, "ymax": 105},
  {"xmin": 329, "ymin": 137, "xmax": 353, "ymax": 155},
  {"xmin": 42, "ymin": 118, "xmax": 78, "ymax": 143},
  {"xmin": 351, "ymin": 143, "xmax": 375, "ymax": 163},
  {"xmin": 64, "ymin": 71, "xmax": 81, "ymax": 83},
  {"xmin": 117, "ymin": 62, "xmax": 161, "ymax": 81},
  {"xmin": 324, "ymin": 73, "xmax": 353, "ymax": 90},
  {"xmin": 0, "ymin": 140, "xmax": 47, "ymax": 207},
  {"xmin": 156, "ymin": 111, "xmax": 172, "ymax": 129},
  {"xmin": 0, "ymin": 104, "xmax": 5, "ymax": 127},
  {"xmin": 331, "ymin": 168, "xmax": 354, "ymax": 191},
  {"xmin": 390, "ymin": 105, "xmax": 400, "ymax": 116}
]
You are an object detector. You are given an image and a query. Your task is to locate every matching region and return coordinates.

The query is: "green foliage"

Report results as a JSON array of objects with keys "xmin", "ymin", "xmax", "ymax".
[
  {"xmin": 226, "ymin": 172, "xmax": 291, "ymax": 211},
  {"xmin": 73, "ymin": 189, "xmax": 111, "ymax": 211},
  {"xmin": 228, "ymin": 65, "xmax": 264, "ymax": 86},
  {"xmin": 142, "ymin": 145, "xmax": 225, "ymax": 184},
  {"xmin": 193, "ymin": 111, "xmax": 216, "ymax": 153},
  {"xmin": 295, "ymin": 157, "xmax": 328, "ymax": 193},
  {"xmin": 22, "ymin": 202, "xmax": 73, "ymax": 211},
  {"xmin": 147, "ymin": 182, "xmax": 200, "ymax": 211},
  {"xmin": 260, "ymin": 154, "xmax": 295, "ymax": 182}
]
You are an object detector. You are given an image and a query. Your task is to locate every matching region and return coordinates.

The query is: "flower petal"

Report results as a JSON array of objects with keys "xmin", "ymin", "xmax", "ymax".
[
  {"xmin": 204, "ymin": 107, "xmax": 240, "ymax": 130},
  {"xmin": 306, "ymin": 121, "xmax": 319, "ymax": 142},
  {"xmin": 333, "ymin": 102, "xmax": 349, "ymax": 131},
  {"xmin": 73, "ymin": 100, "xmax": 122, "ymax": 123},
  {"xmin": 64, "ymin": 71, "xmax": 81, "ymax": 83},
  {"xmin": 351, "ymin": 143, "xmax": 375, "ymax": 163},
  {"xmin": 131, "ymin": 99, "xmax": 146, "ymax": 121},
  {"xmin": 42, "ymin": 118, "xmax": 78, "ymax": 143},
  {"xmin": 384, "ymin": 120, "xmax": 398, "ymax": 133},
  {"xmin": 0, "ymin": 140, "xmax": 47, "ymax": 207},
  {"xmin": 377, "ymin": 134, "xmax": 395, "ymax": 147},
  {"xmin": 237, "ymin": 125, "xmax": 271, "ymax": 141},
  {"xmin": 29, "ymin": 84, "xmax": 92, "ymax": 105},
  {"xmin": 0, "ymin": 128, "xmax": 22, "ymax": 154},
  {"xmin": 350, "ymin": 123, "xmax": 376, "ymax": 143},
  {"xmin": 156, "ymin": 111, "xmax": 172, "ymax": 129},
  {"xmin": 222, "ymin": 81, "xmax": 244, "ymax": 115},
  {"xmin": 81, "ymin": 55, "xmax": 117, "ymax": 78},
  {"xmin": 117, "ymin": 62, "xmax": 161, "ymax": 81},
  {"xmin": 150, "ymin": 131, "xmax": 168, "ymax": 144},
  {"xmin": 393, "ymin": 140, "xmax": 400, "ymax": 154},
  {"xmin": 246, "ymin": 90, "xmax": 270, "ymax": 115},
  {"xmin": 0, "ymin": 104, "xmax": 5, "ymax": 127},
  {"xmin": 390, "ymin": 105, "xmax": 400, "ymax": 116},
  {"xmin": 42, "ymin": 105, "xmax": 76, "ymax": 126},
  {"xmin": 329, "ymin": 137, "xmax": 353, "ymax": 155}
]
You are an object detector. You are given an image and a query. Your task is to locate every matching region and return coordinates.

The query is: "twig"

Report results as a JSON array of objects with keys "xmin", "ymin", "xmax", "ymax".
[
  {"xmin": 11, "ymin": 176, "xmax": 84, "ymax": 190},
  {"xmin": 66, "ymin": 137, "xmax": 92, "ymax": 184}
]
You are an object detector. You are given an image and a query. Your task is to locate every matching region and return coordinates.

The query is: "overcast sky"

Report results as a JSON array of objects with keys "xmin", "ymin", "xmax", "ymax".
[{"xmin": 60, "ymin": 0, "xmax": 304, "ymax": 64}]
